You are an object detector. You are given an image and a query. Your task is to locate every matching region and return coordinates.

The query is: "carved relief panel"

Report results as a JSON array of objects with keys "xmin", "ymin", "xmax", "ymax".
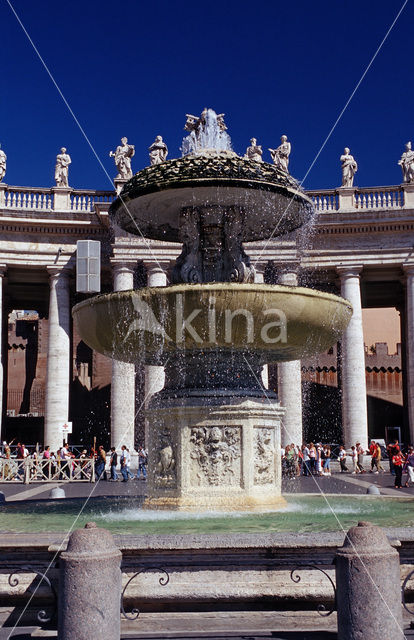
[
  {"xmin": 254, "ymin": 427, "xmax": 276, "ymax": 485},
  {"xmin": 153, "ymin": 428, "xmax": 177, "ymax": 488},
  {"xmin": 189, "ymin": 425, "xmax": 241, "ymax": 486}
]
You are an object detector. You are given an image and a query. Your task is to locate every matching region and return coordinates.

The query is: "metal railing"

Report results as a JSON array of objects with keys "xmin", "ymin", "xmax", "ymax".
[{"xmin": 0, "ymin": 457, "xmax": 95, "ymax": 483}]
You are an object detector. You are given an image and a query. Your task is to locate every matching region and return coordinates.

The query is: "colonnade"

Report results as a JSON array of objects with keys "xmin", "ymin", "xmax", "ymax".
[{"xmin": 0, "ymin": 260, "xmax": 413, "ymax": 451}]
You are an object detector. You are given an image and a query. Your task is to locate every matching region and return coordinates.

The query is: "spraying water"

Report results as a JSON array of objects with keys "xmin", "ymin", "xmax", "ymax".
[{"xmin": 181, "ymin": 108, "xmax": 233, "ymax": 156}]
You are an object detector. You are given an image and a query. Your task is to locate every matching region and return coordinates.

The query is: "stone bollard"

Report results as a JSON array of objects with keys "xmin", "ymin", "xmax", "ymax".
[
  {"xmin": 58, "ymin": 522, "xmax": 122, "ymax": 640},
  {"xmin": 366, "ymin": 484, "xmax": 380, "ymax": 495},
  {"xmin": 336, "ymin": 521, "xmax": 404, "ymax": 640},
  {"xmin": 0, "ymin": 491, "xmax": 5, "ymax": 503}
]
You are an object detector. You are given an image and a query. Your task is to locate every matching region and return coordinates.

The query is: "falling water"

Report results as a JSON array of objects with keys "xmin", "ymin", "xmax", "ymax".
[{"xmin": 181, "ymin": 108, "xmax": 233, "ymax": 156}]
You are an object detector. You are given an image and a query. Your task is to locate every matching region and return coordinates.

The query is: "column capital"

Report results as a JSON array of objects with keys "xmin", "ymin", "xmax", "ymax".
[
  {"xmin": 46, "ymin": 265, "xmax": 72, "ymax": 282},
  {"xmin": 143, "ymin": 259, "xmax": 170, "ymax": 272},
  {"xmin": 110, "ymin": 260, "xmax": 136, "ymax": 274},
  {"xmin": 402, "ymin": 263, "xmax": 414, "ymax": 277},
  {"xmin": 336, "ymin": 265, "xmax": 363, "ymax": 279}
]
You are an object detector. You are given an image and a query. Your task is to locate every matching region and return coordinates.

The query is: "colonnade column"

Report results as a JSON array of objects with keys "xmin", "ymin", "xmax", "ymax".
[
  {"xmin": 0, "ymin": 266, "xmax": 6, "ymax": 441},
  {"xmin": 403, "ymin": 265, "xmax": 414, "ymax": 445},
  {"xmin": 277, "ymin": 269, "xmax": 303, "ymax": 446},
  {"xmin": 111, "ymin": 264, "xmax": 136, "ymax": 451},
  {"xmin": 337, "ymin": 266, "xmax": 368, "ymax": 450},
  {"xmin": 44, "ymin": 267, "xmax": 71, "ymax": 453},
  {"xmin": 254, "ymin": 263, "xmax": 269, "ymax": 388},
  {"xmin": 144, "ymin": 260, "xmax": 168, "ymax": 447}
]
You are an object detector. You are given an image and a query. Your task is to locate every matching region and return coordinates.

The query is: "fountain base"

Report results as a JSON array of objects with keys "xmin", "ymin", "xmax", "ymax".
[{"xmin": 144, "ymin": 397, "xmax": 285, "ymax": 511}]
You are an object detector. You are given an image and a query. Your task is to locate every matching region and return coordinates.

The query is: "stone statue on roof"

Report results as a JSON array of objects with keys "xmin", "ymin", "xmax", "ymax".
[
  {"xmin": 0, "ymin": 146, "xmax": 6, "ymax": 182},
  {"xmin": 109, "ymin": 137, "xmax": 135, "ymax": 179},
  {"xmin": 269, "ymin": 135, "xmax": 291, "ymax": 172},
  {"xmin": 244, "ymin": 138, "xmax": 263, "ymax": 162},
  {"xmin": 54, "ymin": 147, "xmax": 71, "ymax": 187},
  {"xmin": 340, "ymin": 147, "xmax": 358, "ymax": 187},
  {"xmin": 149, "ymin": 136, "xmax": 168, "ymax": 165},
  {"xmin": 398, "ymin": 142, "xmax": 414, "ymax": 183}
]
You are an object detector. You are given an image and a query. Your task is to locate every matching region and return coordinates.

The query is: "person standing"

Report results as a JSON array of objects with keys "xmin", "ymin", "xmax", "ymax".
[
  {"xmin": 405, "ymin": 447, "xmax": 414, "ymax": 487},
  {"xmin": 387, "ymin": 439, "xmax": 400, "ymax": 476},
  {"xmin": 308, "ymin": 443, "xmax": 316, "ymax": 475},
  {"xmin": 136, "ymin": 446, "xmax": 148, "ymax": 480},
  {"xmin": 372, "ymin": 443, "xmax": 384, "ymax": 473},
  {"xmin": 95, "ymin": 445, "xmax": 107, "ymax": 481},
  {"xmin": 302, "ymin": 444, "xmax": 310, "ymax": 476},
  {"xmin": 350, "ymin": 446, "xmax": 358, "ymax": 473},
  {"xmin": 120, "ymin": 445, "xmax": 129, "ymax": 482},
  {"xmin": 2, "ymin": 441, "xmax": 11, "ymax": 480},
  {"xmin": 323, "ymin": 445, "xmax": 331, "ymax": 476},
  {"xmin": 109, "ymin": 447, "xmax": 118, "ymax": 481},
  {"xmin": 392, "ymin": 449, "xmax": 404, "ymax": 489},
  {"xmin": 356, "ymin": 442, "xmax": 365, "ymax": 473},
  {"xmin": 338, "ymin": 446, "xmax": 348, "ymax": 472}
]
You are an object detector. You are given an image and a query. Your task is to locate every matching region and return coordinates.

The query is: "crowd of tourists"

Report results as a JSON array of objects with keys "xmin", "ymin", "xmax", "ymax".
[
  {"xmin": 0, "ymin": 440, "xmax": 148, "ymax": 482},
  {"xmin": 281, "ymin": 439, "xmax": 414, "ymax": 489}
]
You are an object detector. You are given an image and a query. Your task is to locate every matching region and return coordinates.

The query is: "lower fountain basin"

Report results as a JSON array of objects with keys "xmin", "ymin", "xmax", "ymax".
[
  {"xmin": 1, "ymin": 495, "xmax": 413, "ymax": 534},
  {"xmin": 72, "ymin": 283, "xmax": 352, "ymax": 365}
]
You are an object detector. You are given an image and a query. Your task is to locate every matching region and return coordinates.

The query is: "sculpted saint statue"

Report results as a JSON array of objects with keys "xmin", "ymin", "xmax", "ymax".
[
  {"xmin": 398, "ymin": 142, "xmax": 414, "ymax": 183},
  {"xmin": 244, "ymin": 138, "xmax": 263, "ymax": 162},
  {"xmin": 340, "ymin": 147, "xmax": 358, "ymax": 187},
  {"xmin": 109, "ymin": 137, "xmax": 135, "ymax": 179},
  {"xmin": 54, "ymin": 147, "xmax": 72, "ymax": 187},
  {"xmin": 269, "ymin": 135, "xmax": 291, "ymax": 172},
  {"xmin": 0, "ymin": 147, "xmax": 6, "ymax": 182},
  {"xmin": 149, "ymin": 135, "xmax": 168, "ymax": 165}
]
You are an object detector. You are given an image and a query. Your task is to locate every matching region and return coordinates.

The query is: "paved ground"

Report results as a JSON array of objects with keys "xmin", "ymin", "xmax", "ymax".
[{"xmin": 1, "ymin": 463, "xmax": 413, "ymax": 502}]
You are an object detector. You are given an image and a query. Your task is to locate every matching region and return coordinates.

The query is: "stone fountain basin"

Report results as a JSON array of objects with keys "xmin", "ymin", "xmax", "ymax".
[
  {"xmin": 110, "ymin": 155, "xmax": 313, "ymax": 242},
  {"xmin": 72, "ymin": 284, "xmax": 352, "ymax": 365}
]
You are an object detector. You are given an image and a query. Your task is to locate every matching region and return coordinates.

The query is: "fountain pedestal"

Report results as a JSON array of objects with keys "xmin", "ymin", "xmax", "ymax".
[{"xmin": 145, "ymin": 397, "xmax": 285, "ymax": 511}]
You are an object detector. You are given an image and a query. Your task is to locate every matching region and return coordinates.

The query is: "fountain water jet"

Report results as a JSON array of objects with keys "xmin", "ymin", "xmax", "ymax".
[{"xmin": 73, "ymin": 109, "xmax": 352, "ymax": 511}]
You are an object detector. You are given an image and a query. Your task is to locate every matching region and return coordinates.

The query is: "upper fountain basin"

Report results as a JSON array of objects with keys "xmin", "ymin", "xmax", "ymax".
[
  {"xmin": 110, "ymin": 155, "xmax": 313, "ymax": 242},
  {"xmin": 72, "ymin": 283, "xmax": 352, "ymax": 366}
]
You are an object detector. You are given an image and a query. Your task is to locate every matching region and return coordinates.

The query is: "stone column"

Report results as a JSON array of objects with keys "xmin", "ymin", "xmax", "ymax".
[
  {"xmin": 254, "ymin": 263, "xmax": 269, "ymax": 389},
  {"xmin": 403, "ymin": 264, "xmax": 414, "ymax": 445},
  {"xmin": 44, "ymin": 267, "xmax": 71, "ymax": 453},
  {"xmin": 0, "ymin": 266, "xmax": 6, "ymax": 442},
  {"xmin": 111, "ymin": 263, "xmax": 136, "ymax": 451},
  {"xmin": 144, "ymin": 260, "xmax": 168, "ymax": 446},
  {"xmin": 337, "ymin": 266, "xmax": 368, "ymax": 450},
  {"xmin": 277, "ymin": 268, "xmax": 303, "ymax": 446}
]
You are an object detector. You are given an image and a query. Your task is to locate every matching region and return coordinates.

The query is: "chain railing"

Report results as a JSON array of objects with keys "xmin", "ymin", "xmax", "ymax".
[{"xmin": 0, "ymin": 457, "xmax": 95, "ymax": 483}]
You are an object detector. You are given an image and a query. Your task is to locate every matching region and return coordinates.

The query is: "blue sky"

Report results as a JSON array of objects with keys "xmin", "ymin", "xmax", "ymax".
[{"xmin": 1, "ymin": 0, "xmax": 412, "ymax": 190}]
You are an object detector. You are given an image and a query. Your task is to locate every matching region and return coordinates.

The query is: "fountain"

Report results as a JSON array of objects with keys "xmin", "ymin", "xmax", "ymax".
[{"xmin": 73, "ymin": 109, "xmax": 352, "ymax": 511}]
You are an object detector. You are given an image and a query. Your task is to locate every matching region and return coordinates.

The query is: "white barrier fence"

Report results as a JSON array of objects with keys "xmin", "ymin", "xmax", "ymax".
[{"xmin": 0, "ymin": 457, "xmax": 95, "ymax": 483}]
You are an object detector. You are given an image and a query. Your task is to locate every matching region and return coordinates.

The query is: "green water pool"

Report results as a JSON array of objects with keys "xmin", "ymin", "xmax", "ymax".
[{"xmin": 1, "ymin": 494, "xmax": 414, "ymax": 535}]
